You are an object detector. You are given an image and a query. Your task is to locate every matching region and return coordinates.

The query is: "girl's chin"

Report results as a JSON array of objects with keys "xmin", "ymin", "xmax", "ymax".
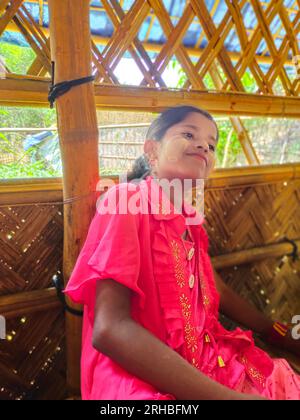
[
  {"xmin": 181, "ymin": 170, "xmax": 208, "ymax": 181},
  {"xmin": 161, "ymin": 166, "xmax": 208, "ymax": 181}
]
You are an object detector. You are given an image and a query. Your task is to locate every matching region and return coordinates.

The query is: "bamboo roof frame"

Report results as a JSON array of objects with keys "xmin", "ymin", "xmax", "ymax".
[
  {"xmin": 2, "ymin": 0, "xmax": 299, "ymax": 66},
  {"xmin": 0, "ymin": 1, "xmax": 299, "ymax": 94}
]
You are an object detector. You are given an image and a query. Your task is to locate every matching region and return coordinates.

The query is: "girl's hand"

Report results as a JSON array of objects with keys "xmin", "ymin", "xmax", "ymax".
[
  {"xmin": 231, "ymin": 392, "xmax": 268, "ymax": 401},
  {"xmin": 242, "ymin": 394, "xmax": 269, "ymax": 401},
  {"xmin": 280, "ymin": 332, "xmax": 300, "ymax": 358},
  {"xmin": 264, "ymin": 323, "xmax": 300, "ymax": 359}
]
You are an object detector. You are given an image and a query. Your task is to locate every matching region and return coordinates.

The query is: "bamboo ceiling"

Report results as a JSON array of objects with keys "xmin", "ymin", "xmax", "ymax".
[{"xmin": 0, "ymin": 0, "xmax": 299, "ymax": 116}]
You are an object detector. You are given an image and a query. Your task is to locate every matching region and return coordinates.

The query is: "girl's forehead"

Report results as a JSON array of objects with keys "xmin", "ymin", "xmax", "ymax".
[{"xmin": 168, "ymin": 114, "xmax": 218, "ymax": 136}]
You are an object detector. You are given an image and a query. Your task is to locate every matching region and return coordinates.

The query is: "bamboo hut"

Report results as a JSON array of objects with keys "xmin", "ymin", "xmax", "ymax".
[{"xmin": 0, "ymin": 0, "xmax": 299, "ymax": 400}]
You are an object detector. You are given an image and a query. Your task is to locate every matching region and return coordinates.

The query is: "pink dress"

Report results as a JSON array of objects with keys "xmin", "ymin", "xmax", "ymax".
[{"xmin": 65, "ymin": 175, "xmax": 300, "ymax": 400}]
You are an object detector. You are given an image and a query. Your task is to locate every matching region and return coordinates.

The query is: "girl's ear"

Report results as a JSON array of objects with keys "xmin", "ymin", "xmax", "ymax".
[{"xmin": 144, "ymin": 139, "xmax": 159, "ymax": 162}]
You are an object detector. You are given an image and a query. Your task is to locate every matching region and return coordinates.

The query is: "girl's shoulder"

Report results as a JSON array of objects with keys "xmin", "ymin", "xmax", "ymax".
[
  {"xmin": 95, "ymin": 179, "xmax": 148, "ymax": 221},
  {"xmin": 97, "ymin": 179, "xmax": 142, "ymax": 205}
]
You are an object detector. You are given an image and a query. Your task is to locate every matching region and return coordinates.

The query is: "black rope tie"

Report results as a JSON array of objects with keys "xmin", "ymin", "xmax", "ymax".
[
  {"xmin": 48, "ymin": 61, "xmax": 95, "ymax": 108},
  {"xmin": 52, "ymin": 273, "xmax": 83, "ymax": 317},
  {"xmin": 283, "ymin": 237, "xmax": 299, "ymax": 263}
]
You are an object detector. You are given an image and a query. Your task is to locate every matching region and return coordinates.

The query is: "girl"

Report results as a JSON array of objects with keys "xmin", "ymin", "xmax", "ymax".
[{"xmin": 65, "ymin": 106, "xmax": 300, "ymax": 400}]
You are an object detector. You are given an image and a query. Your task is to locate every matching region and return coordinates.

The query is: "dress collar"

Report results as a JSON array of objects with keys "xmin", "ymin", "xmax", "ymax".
[{"xmin": 141, "ymin": 175, "xmax": 205, "ymax": 228}]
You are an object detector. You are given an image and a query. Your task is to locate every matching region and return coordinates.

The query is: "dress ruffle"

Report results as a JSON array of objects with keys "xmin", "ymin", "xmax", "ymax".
[{"xmin": 151, "ymin": 221, "xmax": 186, "ymax": 354}]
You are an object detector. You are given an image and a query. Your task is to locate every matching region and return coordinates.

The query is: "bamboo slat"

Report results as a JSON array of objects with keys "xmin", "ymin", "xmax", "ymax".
[
  {"xmin": 140, "ymin": 5, "xmax": 195, "ymax": 87},
  {"xmin": 0, "ymin": 0, "xmax": 23, "ymax": 36},
  {"xmin": 102, "ymin": 0, "xmax": 165, "ymax": 88},
  {"xmin": 190, "ymin": 0, "xmax": 245, "ymax": 91},
  {"xmin": 12, "ymin": 8, "xmax": 51, "ymax": 73},
  {"xmin": 148, "ymin": 0, "xmax": 206, "ymax": 90}
]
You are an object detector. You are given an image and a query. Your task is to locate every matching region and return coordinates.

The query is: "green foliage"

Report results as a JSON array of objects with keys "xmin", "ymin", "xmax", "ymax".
[
  {"xmin": 215, "ymin": 120, "xmax": 243, "ymax": 167},
  {"xmin": 0, "ymin": 128, "xmax": 60, "ymax": 178},
  {"xmin": 241, "ymin": 71, "xmax": 258, "ymax": 93},
  {"xmin": 0, "ymin": 160, "xmax": 59, "ymax": 178},
  {"xmin": 0, "ymin": 106, "xmax": 56, "ymax": 129},
  {"xmin": 0, "ymin": 41, "xmax": 35, "ymax": 74},
  {"xmin": 0, "ymin": 39, "xmax": 57, "ymax": 179},
  {"xmin": 0, "ymin": 106, "xmax": 57, "ymax": 179}
]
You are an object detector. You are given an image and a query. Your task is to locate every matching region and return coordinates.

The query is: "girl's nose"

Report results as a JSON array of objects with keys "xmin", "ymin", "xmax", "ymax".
[{"xmin": 196, "ymin": 143, "xmax": 209, "ymax": 153}]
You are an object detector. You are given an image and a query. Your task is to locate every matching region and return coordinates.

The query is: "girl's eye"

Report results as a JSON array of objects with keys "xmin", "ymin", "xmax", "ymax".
[
  {"xmin": 183, "ymin": 132, "xmax": 194, "ymax": 140},
  {"xmin": 182, "ymin": 132, "xmax": 216, "ymax": 151}
]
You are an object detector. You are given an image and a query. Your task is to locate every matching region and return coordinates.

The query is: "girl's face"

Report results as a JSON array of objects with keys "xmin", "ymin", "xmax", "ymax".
[{"xmin": 145, "ymin": 112, "xmax": 218, "ymax": 181}]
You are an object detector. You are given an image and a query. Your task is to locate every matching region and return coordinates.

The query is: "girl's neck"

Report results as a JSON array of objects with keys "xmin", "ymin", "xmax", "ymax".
[{"xmin": 152, "ymin": 175, "xmax": 193, "ymax": 211}]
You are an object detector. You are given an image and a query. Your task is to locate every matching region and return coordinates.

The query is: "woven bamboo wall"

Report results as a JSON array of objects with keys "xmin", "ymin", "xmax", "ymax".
[
  {"xmin": 0, "ymin": 164, "xmax": 299, "ymax": 399},
  {"xmin": 206, "ymin": 165, "xmax": 300, "ymax": 324},
  {"xmin": 0, "ymin": 179, "xmax": 66, "ymax": 400}
]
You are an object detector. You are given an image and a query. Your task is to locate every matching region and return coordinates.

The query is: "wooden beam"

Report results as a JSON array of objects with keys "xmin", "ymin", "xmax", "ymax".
[
  {"xmin": 0, "ymin": 287, "xmax": 61, "ymax": 318},
  {"xmin": 0, "ymin": 177, "xmax": 62, "ymax": 206},
  {"xmin": 48, "ymin": 0, "xmax": 99, "ymax": 395},
  {"xmin": 0, "ymin": 76, "xmax": 299, "ymax": 117},
  {"xmin": 1, "ymin": 163, "xmax": 299, "ymax": 196},
  {"xmin": 212, "ymin": 239, "xmax": 300, "ymax": 270},
  {"xmin": 92, "ymin": 84, "xmax": 300, "ymax": 117},
  {"xmin": 205, "ymin": 162, "xmax": 300, "ymax": 189}
]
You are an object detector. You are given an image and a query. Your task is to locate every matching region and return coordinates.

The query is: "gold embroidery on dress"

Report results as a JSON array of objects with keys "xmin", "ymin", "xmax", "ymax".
[
  {"xmin": 239, "ymin": 356, "xmax": 266, "ymax": 388},
  {"xmin": 179, "ymin": 294, "xmax": 191, "ymax": 320},
  {"xmin": 192, "ymin": 358, "xmax": 200, "ymax": 369},
  {"xmin": 170, "ymin": 240, "xmax": 199, "ymax": 362},
  {"xmin": 170, "ymin": 240, "xmax": 185, "ymax": 288},
  {"xmin": 198, "ymin": 253, "xmax": 210, "ymax": 308},
  {"xmin": 184, "ymin": 322, "xmax": 198, "ymax": 353}
]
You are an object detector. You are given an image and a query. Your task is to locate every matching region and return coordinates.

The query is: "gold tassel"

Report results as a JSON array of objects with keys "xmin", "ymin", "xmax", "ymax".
[{"xmin": 218, "ymin": 356, "xmax": 226, "ymax": 368}]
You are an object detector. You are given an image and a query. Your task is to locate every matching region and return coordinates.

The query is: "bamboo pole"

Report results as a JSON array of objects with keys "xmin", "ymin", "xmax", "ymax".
[
  {"xmin": 0, "ymin": 288, "xmax": 60, "ymax": 319},
  {"xmin": 212, "ymin": 240, "xmax": 300, "ymax": 270},
  {"xmin": 48, "ymin": 0, "xmax": 99, "ymax": 395}
]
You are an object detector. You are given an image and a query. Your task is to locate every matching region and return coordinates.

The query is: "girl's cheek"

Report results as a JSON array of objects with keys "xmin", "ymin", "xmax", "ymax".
[{"xmin": 161, "ymin": 137, "xmax": 189, "ymax": 164}]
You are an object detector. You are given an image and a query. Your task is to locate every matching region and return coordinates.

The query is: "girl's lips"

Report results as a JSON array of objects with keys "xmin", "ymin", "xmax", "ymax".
[{"xmin": 186, "ymin": 153, "xmax": 208, "ymax": 166}]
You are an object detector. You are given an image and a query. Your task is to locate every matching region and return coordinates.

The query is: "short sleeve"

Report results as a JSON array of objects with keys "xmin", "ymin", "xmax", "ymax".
[{"xmin": 64, "ymin": 182, "xmax": 145, "ymax": 316}]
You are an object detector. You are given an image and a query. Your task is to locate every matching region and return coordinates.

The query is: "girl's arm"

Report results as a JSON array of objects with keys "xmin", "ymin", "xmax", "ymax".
[
  {"xmin": 213, "ymin": 267, "xmax": 273, "ymax": 335},
  {"xmin": 93, "ymin": 279, "xmax": 264, "ymax": 400},
  {"xmin": 214, "ymin": 269, "xmax": 300, "ymax": 358}
]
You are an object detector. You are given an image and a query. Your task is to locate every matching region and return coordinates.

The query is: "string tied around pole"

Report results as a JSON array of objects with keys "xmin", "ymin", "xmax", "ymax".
[
  {"xmin": 283, "ymin": 236, "xmax": 299, "ymax": 263},
  {"xmin": 48, "ymin": 61, "xmax": 95, "ymax": 108}
]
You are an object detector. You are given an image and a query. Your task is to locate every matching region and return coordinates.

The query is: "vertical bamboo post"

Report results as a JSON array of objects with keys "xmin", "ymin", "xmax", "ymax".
[{"xmin": 48, "ymin": 0, "xmax": 99, "ymax": 395}]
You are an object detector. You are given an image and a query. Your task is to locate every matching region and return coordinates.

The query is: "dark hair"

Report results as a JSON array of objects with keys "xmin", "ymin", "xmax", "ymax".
[{"xmin": 126, "ymin": 105, "xmax": 218, "ymax": 182}]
